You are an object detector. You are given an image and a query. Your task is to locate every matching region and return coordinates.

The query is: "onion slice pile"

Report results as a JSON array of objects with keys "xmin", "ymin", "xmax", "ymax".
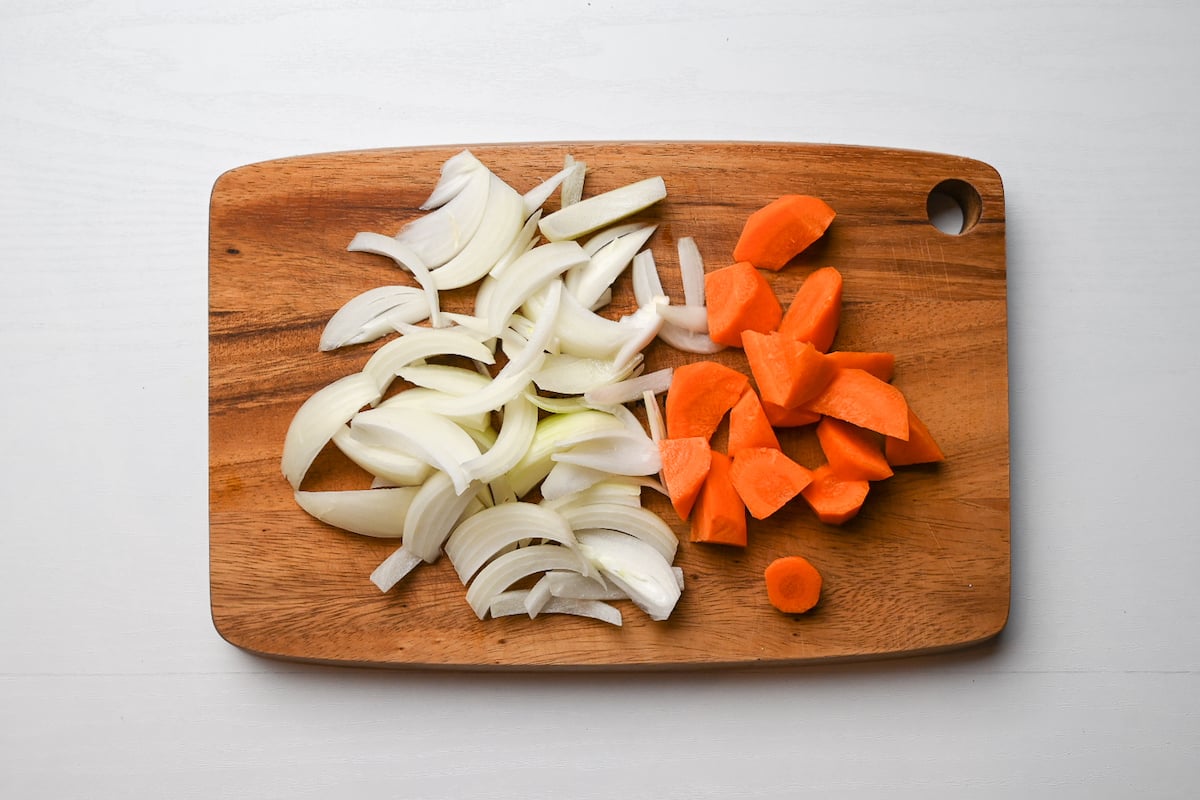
[{"xmin": 280, "ymin": 149, "xmax": 700, "ymax": 627}]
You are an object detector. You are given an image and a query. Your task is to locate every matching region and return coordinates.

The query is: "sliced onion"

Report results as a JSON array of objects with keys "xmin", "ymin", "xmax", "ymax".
[
  {"xmin": 522, "ymin": 282, "xmax": 632, "ymax": 361},
  {"xmin": 396, "ymin": 166, "xmax": 489, "ymax": 268},
  {"xmin": 656, "ymin": 322, "xmax": 725, "ymax": 354},
  {"xmin": 584, "ymin": 367, "xmax": 673, "ymax": 406},
  {"xmin": 539, "ymin": 176, "xmax": 667, "ymax": 242},
  {"xmin": 522, "ymin": 164, "xmax": 577, "ymax": 217},
  {"xmin": 678, "ymin": 236, "xmax": 706, "ymax": 307},
  {"xmin": 655, "ymin": 303, "xmax": 709, "ymax": 334},
  {"xmin": 350, "ymin": 406, "xmax": 481, "ymax": 495},
  {"xmin": 293, "ymin": 487, "xmax": 419, "ymax": 538},
  {"xmin": 540, "ymin": 479, "xmax": 646, "ymax": 513},
  {"xmin": 559, "ymin": 502, "xmax": 678, "ymax": 562},
  {"xmin": 532, "ymin": 352, "xmax": 642, "ymax": 395},
  {"xmin": 560, "ymin": 156, "xmax": 587, "ymax": 207},
  {"xmin": 281, "ymin": 372, "xmax": 382, "ymax": 489},
  {"xmin": 361, "ymin": 327, "xmax": 495, "ymax": 394},
  {"xmin": 370, "ymin": 545, "xmax": 424, "ymax": 592},
  {"xmin": 522, "ymin": 390, "xmax": 590, "ymax": 415},
  {"xmin": 485, "ymin": 241, "xmax": 588, "ymax": 335},
  {"xmin": 348, "ymin": 232, "xmax": 444, "ymax": 329},
  {"xmin": 319, "ymin": 286, "xmax": 431, "ymax": 351},
  {"xmin": 378, "ymin": 387, "xmax": 491, "ymax": 433},
  {"xmin": 507, "ymin": 408, "xmax": 628, "ymax": 497},
  {"xmin": 488, "ymin": 209, "xmax": 542, "ymax": 280},
  {"xmin": 464, "ymin": 544, "xmax": 590, "ymax": 619},
  {"xmin": 395, "ymin": 364, "xmax": 492, "ymax": 396},
  {"xmin": 523, "ymin": 573, "xmax": 556, "ymax": 617},
  {"xmin": 418, "ymin": 149, "xmax": 485, "ymax": 210},
  {"xmin": 331, "ymin": 425, "xmax": 434, "ymax": 486},
  {"xmin": 581, "ymin": 221, "xmax": 651, "ymax": 257},
  {"xmin": 444, "ymin": 501, "xmax": 580, "ymax": 584},
  {"xmin": 566, "ymin": 224, "xmax": 657, "ymax": 310},
  {"xmin": 643, "ymin": 389, "xmax": 666, "ymax": 443},
  {"xmin": 576, "ymin": 529, "xmax": 681, "ymax": 622},
  {"xmin": 487, "ymin": 590, "xmax": 622, "ymax": 626},
  {"xmin": 551, "ymin": 433, "xmax": 662, "ymax": 478},
  {"xmin": 611, "ymin": 302, "xmax": 664, "ymax": 370},
  {"xmin": 428, "ymin": 172, "xmax": 525, "ymax": 290},
  {"xmin": 460, "ymin": 393, "xmax": 538, "ymax": 483},
  {"xmin": 539, "ymin": 461, "xmax": 610, "ymax": 501},
  {"xmin": 403, "ymin": 470, "xmax": 483, "ymax": 563}
]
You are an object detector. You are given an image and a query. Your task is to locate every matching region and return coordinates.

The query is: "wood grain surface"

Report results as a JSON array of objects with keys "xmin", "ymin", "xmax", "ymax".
[{"xmin": 208, "ymin": 141, "xmax": 1008, "ymax": 669}]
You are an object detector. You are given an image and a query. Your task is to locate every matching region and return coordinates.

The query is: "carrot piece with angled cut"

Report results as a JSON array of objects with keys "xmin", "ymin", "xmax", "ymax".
[
  {"xmin": 733, "ymin": 195, "xmax": 836, "ymax": 271},
  {"xmin": 800, "ymin": 463, "xmax": 870, "ymax": 525},
  {"xmin": 742, "ymin": 330, "xmax": 837, "ymax": 409},
  {"xmin": 728, "ymin": 388, "xmax": 781, "ymax": 456},
  {"xmin": 885, "ymin": 406, "xmax": 946, "ymax": 466},
  {"xmin": 730, "ymin": 447, "xmax": 813, "ymax": 520},
  {"xmin": 826, "ymin": 350, "xmax": 896, "ymax": 382},
  {"xmin": 761, "ymin": 400, "xmax": 822, "ymax": 428},
  {"xmin": 657, "ymin": 436, "xmax": 713, "ymax": 520},
  {"xmin": 779, "ymin": 266, "xmax": 843, "ymax": 352},
  {"xmin": 764, "ymin": 556, "xmax": 822, "ymax": 614},
  {"xmin": 664, "ymin": 361, "xmax": 749, "ymax": 441},
  {"xmin": 803, "ymin": 367, "xmax": 910, "ymax": 440},
  {"xmin": 815, "ymin": 417, "xmax": 894, "ymax": 481},
  {"xmin": 704, "ymin": 261, "xmax": 783, "ymax": 348},
  {"xmin": 690, "ymin": 451, "xmax": 747, "ymax": 547}
]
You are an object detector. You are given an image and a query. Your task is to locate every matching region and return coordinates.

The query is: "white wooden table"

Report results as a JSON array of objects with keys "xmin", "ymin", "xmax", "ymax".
[{"xmin": 3, "ymin": 1, "xmax": 1197, "ymax": 796}]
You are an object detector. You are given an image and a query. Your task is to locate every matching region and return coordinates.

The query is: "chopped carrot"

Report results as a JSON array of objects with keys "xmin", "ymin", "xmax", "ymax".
[
  {"xmin": 704, "ymin": 261, "xmax": 783, "ymax": 348},
  {"xmin": 730, "ymin": 447, "xmax": 813, "ymax": 520},
  {"xmin": 732, "ymin": 195, "xmax": 836, "ymax": 271},
  {"xmin": 826, "ymin": 350, "xmax": 895, "ymax": 382},
  {"xmin": 885, "ymin": 406, "xmax": 946, "ymax": 466},
  {"xmin": 800, "ymin": 463, "xmax": 870, "ymax": 525},
  {"xmin": 803, "ymin": 367, "xmax": 910, "ymax": 440},
  {"xmin": 657, "ymin": 436, "xmax": 713, "ymax": 520},
  {"xmin": 815, "ymin": 417, "xmax": 894, "ymax": 481},
  {"xmin": 728, "ymin": 388, "xmax": 781, "ymax": 456},
  {"xmin": 742, "ymin": 330, "xmax": 836, "ymax": 409},
  {"xmin": 761, "ymin": 400, "xmax": 822, "ymax": 428},
  {"xmin": 779, "ymin": 266, "xmax": 843, "ymax": 352},
  {"xmin": 764, "ymin": 556, "xmax": 822, "ymax": 614},
  {"xmin": 690, "ymin": 451, "xmax": 747, "ymax": 547},
  {"xmin": 664, "ymin": 361, "xmax": 749, "ymax": 441}
]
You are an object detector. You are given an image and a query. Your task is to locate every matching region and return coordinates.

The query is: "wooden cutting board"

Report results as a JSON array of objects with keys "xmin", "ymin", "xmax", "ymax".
[{"xmin": 209, "ymin": 141, "xmax": 1009, "ymax": 669}]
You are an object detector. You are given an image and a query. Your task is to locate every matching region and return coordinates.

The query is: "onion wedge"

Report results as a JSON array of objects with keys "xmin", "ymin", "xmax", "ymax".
[
  {"xmin": 396, "ymin": 166, "xmax": 489, "ymax": 268},
  {"xmin": 576, "ymin": 530, "xmax": 681, "ymax": 622},
  {"xmin": 370, "ymin": 546, "xmax": 424, "ymax": 592},
  {"xmin": 361, "ymin": 327, "xmax": 495, "ymax": 394},
  {"xmin": 281, "ymin": 372, "xmax": 382, "ymax": 490},
  {"xmin": 444, "ymin": 501, "xmax": 581, "ymax": 584},
  {"xmin": 539, "ymin": 176, "xmax": 667, "ymax": 242},
  {"xmin": 293, "ymin": 487, "xmax": 419, "ymax": 538},
  {"xmin": 565, "ymin": 223, "xmax": 657, "ymax": 309},
  {"xmin": 403, "ymin": 470, "xmax": 483, "ymax": 563},
  {"xmin": 347, "ymin": 232, "xmax": 444, "ymax": 328},
  {"xmin": 330, "ymin": 426, "xmax": 434, "ymax": 486},
  {"xmin": 464, "ymin": 544, "xmax": 591, "ymax": 619},
  {"xmin": 559, "ymin": 502, "xmax": 678, "ymax": 562},
  {"xmin": 460, "ymin": 393, "xmax": 538, "ymax": 483},
  {"xmin": 350, "ymin": 407, "xmax": 482, "ymax": 495},
  {"xmin": 319, "ymin": 285, "xmax": 431, "ymax": 351},
  {"xmin": 488, "ymin": 591, "xmax": 621, "ymax": 627},
  {"xmin": 428, "ymin": 172, "xmax": 525, "ymax": 290}
]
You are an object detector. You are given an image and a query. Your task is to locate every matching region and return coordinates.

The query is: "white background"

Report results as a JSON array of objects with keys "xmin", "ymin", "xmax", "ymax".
[{"xmin": 3, "ymin": 1, "xmax": 1198, "ymax": 797}]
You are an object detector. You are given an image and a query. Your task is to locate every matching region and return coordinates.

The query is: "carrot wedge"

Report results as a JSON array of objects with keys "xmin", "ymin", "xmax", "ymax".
[
  {"xmin": 664, "ymin": 361, "xmax": 749, "ymax": 441},
  {"xmin": 657, "ymin": 436, "xmax": 713, "ymax": 520},
  {"xmin": 761, "ymin": 400, "xmax": 822, "ymax": 428},
  {"xmin": 704, "ymin": 261, "xmax": 783, "ymax": 348},
  {"xmin": 741, "ymin": 330, "xmax": 836, "ymax": 409},
  {"xmin": 800, "ymin": 463, "xmax": 870, "ymax": 525},
  {"xmin": 779, "ymin": 266, "xmax": 843, "ymax": 352},
  {"xmin": 885, "ymin": 407, "xmax": 946, "ymax": 466},
  {"xmin": 815, "ymin": 417, "xmax": 894, "ymax": 481},
  {"xmin": 803, "ymin": 367, "xmax": 910, "ymax": 440},
  {"xmin": 728, "ymin": 388, "xmax": 781, "ymax": 456},
  {"xmin": 690, "ymin": 451, "xmax": 747, "ymax": 547},
  {"xmin": 730, "ymin": 447, "xmax": 813, "ymax": 520},
  {"xmin": 733, "ymin": 195, "xmax": 836, "ymax": 271},
  {"xmin": 826, "ymin": 350, "xmax": 895, "ymax": 382}
]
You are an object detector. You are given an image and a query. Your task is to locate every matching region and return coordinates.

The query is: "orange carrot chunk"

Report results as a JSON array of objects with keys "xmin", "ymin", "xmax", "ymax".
[
  {"xmin": 690, "ymin": 451, "xmax": 747, "ymax": 547},
  {"xmin": 764, "ymin": 556, "xmax": 822, "ymax": 614},
  {"xmin": 657, "ymin": 436, "xmax": 713, "ymax": 520},
  {"xmin": 826, "ymin": 350, "xmax": 896, "ymax": 382},
  {"xmin": 664, "ymin": 361, "xmax": 749, "ymax": 441},
  {"xmin": 728, "ymin": 388, "xmax": 781, "ymax": 456},
  {"xmin": 885, "ymin": 406, "xmax": 946, "ymax": 466},
  {"xmin": 815, "ymin": 417, "xmax": 894, "ymax": 482},
  {"xmin": 704, "ymin": 261, "xmax": 783, "ymax": 348},
  {"xmin": 741, "ymin": 330, "xmax": 837, "ymax": 409},
  {"xmin": 733, "ymin": 195, "xmax": 836, "ymax": 271},
  {"xmin": 779, "ymin": 266, "xmax": 843, "ymax": 352},
  {"xmin": 761, "ymin": 400, "xmax": 822, "ymax": 428},
  {"xmin": 800, "ymin": 463, "xmax": 870, "ymax": 525},
  {"xmin": 730, "ymin": 447, "xmax": 814, "ymax": 520},
  {"xmin": 803, "ymin": 367, "xmax": 910, "ymax": 440}
]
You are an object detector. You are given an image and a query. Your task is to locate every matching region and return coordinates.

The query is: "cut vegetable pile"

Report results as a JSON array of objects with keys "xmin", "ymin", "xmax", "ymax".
[{"xmin": 281, "ymin": 153, "xmax": 946, "ymax": 627}]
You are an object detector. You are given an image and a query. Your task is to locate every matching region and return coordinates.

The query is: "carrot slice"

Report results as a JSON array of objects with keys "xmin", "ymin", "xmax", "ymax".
[
  {"xmin": 779, "ymin": 266, "xmax": 843, "ymax": 352},
  {"xmin": 690, "ymin": 451, "xmax": 747, "ymax": 547},
  {"xmin": 815, "ymin": 417, "xmax": 894, "ymax": 481},
  {"xmin": 664, "ymin": 361, "xmax": 749, "ymax": 441},
  {"xmin": 803, "ymin": 367, "xmax": 910, "ymax": 440},
  {"xmin": 704, "ymin": 261, "xmax": 783, "ymax": 348},
  {"xmin": 657, "ymin": 436, "xmax": 713, "ymax": 520},
  {"xmin": 800, "ymin": 463, "xmax": 870, "ymax": 525},
  {"xmin": 826, "ymin": 350, "xmax": 895, "ymax": 382},
  {"xmin": 732, "ymin": 195, "xmax": 836, "ymax": 271},
  {"xmin": 885, "ymin": 406, "xmax": 946, "ymax": 466},
  {"xmin": 728, "ymin": 388, "xmax": 781, "ymax": 456},
  {"xmin": 761, "ymin": 400, "xmax": 822, "ymax": 428},
  {"xmin": 742, "ymin": 330, "xmax": 836, "ymax": 409},
  {"xmin": 730, "ymin": 447, "xmax": 813, "ymax": 520},
  {"xmin": 764, "ymin": 556, "xmax": 822, "ymax": 614}
]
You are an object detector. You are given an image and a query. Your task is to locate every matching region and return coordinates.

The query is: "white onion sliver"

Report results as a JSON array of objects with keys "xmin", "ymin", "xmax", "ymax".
[
  {"xmin": 522, "ymin": 165, "xmax": 576, "ymax": 217},
  {"xmin": 576, "ymin": 530, "xmax": 681, "ymax": 622},
  {"xmin": 560, "ymin": 502, "xmax": 678, "ymax": 562},
  {"xmin": 567, "ymin": 224, "xmax": 657, "ymax": 310},
  {"xmin": 370, "ymin": 545, "xmax": 424, "ymax": 592},
  {"xmin": 486, "ymin": 241, "xmax": 588, "ymax": 335},
  {"xmin": 656, "ymin": 303, "xmax": 709, "ymax": 334},
  {"xmin": 488, "ymin": 591, "xmax": 622, "ymax": 627},
  {"xmin": 539, "ymin": 176, "xmax": 667, "ymax": 242},
  {"xmin": 281, "ymin": 372, "xmax": 382, "ymax": 490},
  {"xmin": 395, "ymin": 364, "xmax": 492, "ymax": 396},
  {"xmin": 643, "ymin": 389, "xmax": 666, "ymax": 443},
  {"xmin": 350, "ymin": 407, "xmax": 481, "ymax": 495},
  {"xmin": 418, "ymin": 149, "xmax": 485, "ymax": 210},
  {"xmin": 657, "ymin": 322, "xmax": 726, "ymax": 354},
  {"xmin": 532, "ymin": 353, "xmax": 641, "ymax": 396},
  {"xmin": 584, "ymin": 367, "xmax": 673, "ymax": 406},
  {"xmin": 581, "ymin": 221, "xmax": 651, "ymax": 257},
  {"xmin": 545, "ymin": 570, "xmax": 627, "ymax": 601},
  {"xmin": 444, "ymin": 501, "xmax": 580, "ymax": 585},
  {"xmin": 319, "ymin": 285, "xmax": 430, "ymax": 351},
  {"xmin": 294, "ymin": 487, "xmax": 419, "ymax": 539},
  {"xmin": 331, "ymin": 426, "xmax": 434, "ymax": 486},
  {"xmin": 551, "ymin": 434, "xmax": 662, "ymax": 478},
  {"xmin": 404, "ymin": 470, "xmax": 482, "ymax": 563},
  {"xmin": 465, "ymin": 545, "xmax": 590, "ymax": 619},
  {"xmin": 488, "ymin": 210, "xmax": 542, "ymax": 280},
  {"xmin": 631, "ymin": 249, "xmax": 666, "ymax": 306},
  {"xmin": 539, "ymin": 461, "xmax": 610, "ymax": 501},
  {"xmin": 523, "ymin": 574, "xmax": 556, "ymax": 618},
  {"xmin": 348, "ymin": 232, "xmax": 444, "ymax": 328},
  {"xmin": 507, "ymin": 408, "xmax": 628, "ymax": 497},
  {"xmin": 396, "ymin": 167, "xmax": 489, "ymax": 268},
  {"xmin": 678, "ymin": 235, "xmax": 706, "ymax": 307},
  {"xmin": 429, "ymin": 173, "xmax": 525, "ymax": 290},
  {"xmin": 361, "ymin": 327, "xmax": 495, "ymax": 394},
  {"xmin": 560, "ymin": 157, "xmax": 587, "ymax": 207},
  {"xmin": 378, "ymin": 387, "xmax": 490, "ymax": 433},
  {"xmin": 461, "ymin": 393, "xmax": 538, "ymax": 483}
]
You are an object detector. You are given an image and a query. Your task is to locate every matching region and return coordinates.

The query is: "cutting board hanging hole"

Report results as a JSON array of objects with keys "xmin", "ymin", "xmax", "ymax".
[{"xmin": 927, "ymin": 178, "xmax": 982, "ymax": 235}]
